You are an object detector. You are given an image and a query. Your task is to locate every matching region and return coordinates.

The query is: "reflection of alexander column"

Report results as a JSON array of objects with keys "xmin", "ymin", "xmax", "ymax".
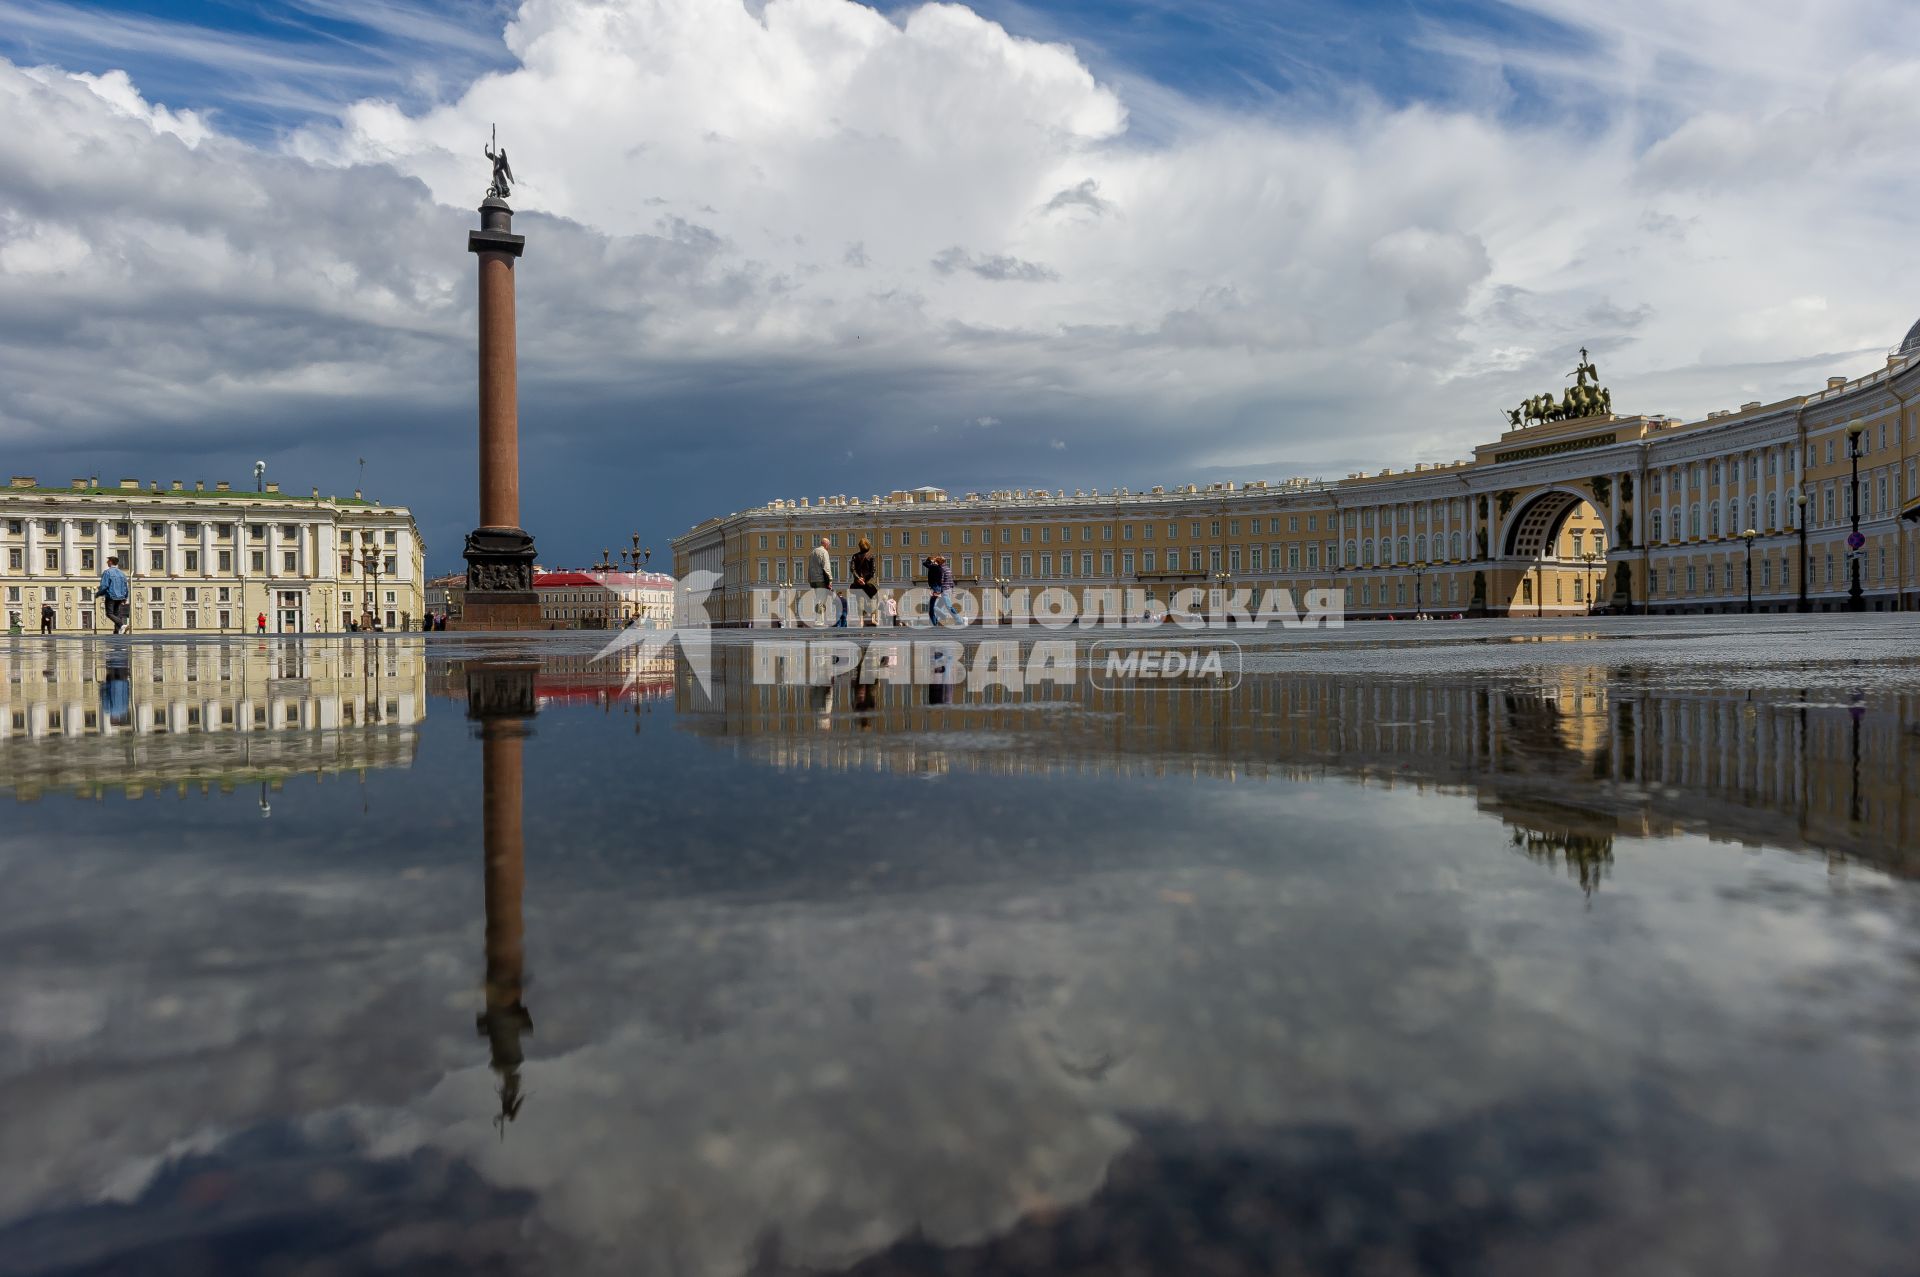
[
  {"xmin": 470, "ymin": 660, "xmax": 538, "ymax": 1131},
  {"xmin": 456, "ymin": 127, "xmax": 542, "ymax": 630}
]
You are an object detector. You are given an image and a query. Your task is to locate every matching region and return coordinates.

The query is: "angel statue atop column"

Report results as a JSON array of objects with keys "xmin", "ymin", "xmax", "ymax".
[{"xmin": 484, "ymin": 125, "xmax": 514, "ymax": 201}]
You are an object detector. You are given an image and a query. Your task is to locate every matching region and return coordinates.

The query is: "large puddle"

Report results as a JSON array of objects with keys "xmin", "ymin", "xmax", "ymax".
[{"xmin": 2, "ymin": 619, "xmax": 1917, "ymax": 1275}]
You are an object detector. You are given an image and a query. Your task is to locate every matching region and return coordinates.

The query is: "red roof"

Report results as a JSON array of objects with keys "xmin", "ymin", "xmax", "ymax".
[
  {"xmin": 534, "ymin": 570, "xmax": 675, "ymax": 590},
  {"xmin": 534, "ymin": 571, "xmax": 610, "ymax": 589}
]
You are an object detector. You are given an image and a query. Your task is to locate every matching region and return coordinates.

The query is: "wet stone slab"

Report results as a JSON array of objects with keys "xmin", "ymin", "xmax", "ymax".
[{"xmin": 0, "ymin": 617, "xmax": 1916, "ymax": 1276}]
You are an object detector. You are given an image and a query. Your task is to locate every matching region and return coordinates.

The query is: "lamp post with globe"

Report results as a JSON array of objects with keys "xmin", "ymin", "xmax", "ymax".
[
  {"xmin": 1846, "ymin": 420, "xmax": 1866, "ymax": 611},
  {"xmin": 1796, "ymin": 492, "xmax": 1810, "ymax": 612},
  {"xmin": 1741, "ymin": 528, "xmax": 1758, "ymax": 613}
]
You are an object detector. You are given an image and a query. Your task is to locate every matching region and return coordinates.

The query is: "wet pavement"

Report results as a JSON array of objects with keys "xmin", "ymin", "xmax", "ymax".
[{"xmin": 1, "ymin": 616, "xmax": 1917, "ymax": 1276}]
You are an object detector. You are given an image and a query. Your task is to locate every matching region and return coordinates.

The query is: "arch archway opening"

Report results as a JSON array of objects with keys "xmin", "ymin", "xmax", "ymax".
[{"xmin": 1501, "ymin": 489, "xmax": 1611, "ymax": 613}]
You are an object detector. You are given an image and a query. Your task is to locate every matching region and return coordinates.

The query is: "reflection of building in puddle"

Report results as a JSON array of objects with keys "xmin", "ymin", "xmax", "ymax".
[
  {"xmin": 431, "ymin": 648, "xmax": 674, "ymax": 713},
  {"xmin": 1487, "ymin": 796, "xmax": 1623, "ymax": 894},
  {"xmin": 676, "ymin": 644, "xmax": 1920, "ymax": 877},
  {"xmin": 0, "ymin": 638, "xmax": 425, "ymax": 798}
]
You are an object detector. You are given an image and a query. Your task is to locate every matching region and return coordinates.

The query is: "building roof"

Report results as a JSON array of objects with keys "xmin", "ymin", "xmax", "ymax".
[
  {"xmin": 1902, "ymin": 316, "xmax": 1920, "ymax": 357},
  {"xmin": 533, "ymin": 570, "xmax": 676, "ymax": 590},
  {"xmin": 4, "ymin": 476, "xmax": 383, "ymax": 506}
]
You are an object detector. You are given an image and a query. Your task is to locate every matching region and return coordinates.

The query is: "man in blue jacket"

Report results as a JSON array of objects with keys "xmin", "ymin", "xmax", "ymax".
[{"xmin": 97, "ymin": 556, "xmax": 130, "ymax": 634}]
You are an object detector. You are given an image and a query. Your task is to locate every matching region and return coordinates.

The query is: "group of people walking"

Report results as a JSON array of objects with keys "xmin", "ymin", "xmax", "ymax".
[{"xmin": 808, "ymin": 536, "xmax": 960, "ymax": 626}]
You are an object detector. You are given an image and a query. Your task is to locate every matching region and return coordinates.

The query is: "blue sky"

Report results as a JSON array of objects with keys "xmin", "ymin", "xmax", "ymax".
[{"xmin": 3, "ymin": 0, "xmax": 1917, "ymax": 570}]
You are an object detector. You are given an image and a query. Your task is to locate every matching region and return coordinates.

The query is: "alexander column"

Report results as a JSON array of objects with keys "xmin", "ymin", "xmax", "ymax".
[{"xmin": 457, "ymin": 127, "xmax": 542, "ymax": 629}]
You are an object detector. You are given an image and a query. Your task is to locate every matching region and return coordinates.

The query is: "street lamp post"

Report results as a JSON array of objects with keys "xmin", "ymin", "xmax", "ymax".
[
  {"xmin": 1578, "ymin": 550, "xmax": 1599, "ymax": 614},
  {"xmin": 360, "ymin": 551, "xmax": 381, "ymax": 633},
  {"xmin": 1213, "ymin": 570, "xmax": 1230, "ymax": 624},
  {"xmin": 1411, "ymin": 560, "xmax": 1427, "ymax": 618},
  {"xmin": 1796, "ymin": 492, "xmax": 1810, "ymax": 612},
  {"xmin": 1846, "ymin": 421, "xmax": 1865, "ymax": 611},
  {"xmin": 1742, "ymin": 527, "xmax": 1758, "ymax": 614}
]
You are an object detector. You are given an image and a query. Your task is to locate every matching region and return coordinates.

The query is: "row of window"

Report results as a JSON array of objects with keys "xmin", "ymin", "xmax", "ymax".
[
  {"xmin": 5, "ymin": 547, "xmax": 399, "ymax": 576},
  {"xmin": 1650, "ymin": 546, "xmax": 1902, "ymax": 594},
  {"xmin": 754, "ymin": 527, "xmax": 1614, "ymax": 582},
  {"xmin": 1648, "ymin": 467, "xmax": 1913, "ymax": 543},
  {"xmin": 2, "ymin": 517, "xmax": 399, "ymax": 543},
  {"xmin": 751, "ymin": 503, "xmax": 1525, "ymax": 554}
]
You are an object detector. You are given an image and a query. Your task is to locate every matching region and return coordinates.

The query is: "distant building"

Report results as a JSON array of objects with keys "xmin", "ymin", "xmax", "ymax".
[
  {"xmin": 535, "ymin": 571, "xmax": 619, "ymax": 628},
  {"xmin": 534, "ymin": 569, "xmax": 676, "ymax": 630},
  {"xmin": 674, "ymin": 325, "xmax": 1920, "ymax": 620},
  {"xmin": 425, "ymin": 572, "xmax": 466, "ymax": 622},
  {"xmin": 1, "ymin": 475, "xmax": 424, "ymax": 634}
]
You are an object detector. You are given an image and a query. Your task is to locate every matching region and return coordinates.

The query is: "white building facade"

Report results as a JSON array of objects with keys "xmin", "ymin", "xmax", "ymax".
[{"xmin": 2, "ymin": 476, "xmax": 425, "ymax": 634}]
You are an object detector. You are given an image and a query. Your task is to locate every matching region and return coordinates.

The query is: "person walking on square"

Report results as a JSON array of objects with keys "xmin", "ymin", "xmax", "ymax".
[
  {"xmin": 807, "ymin": 535, "xmax": 834, "ymax": 592},
  {"xmin": 39, "ymin": 602, "xmax": 54, "ymax": 634},
  {"xmin": 884, "ymin": 594, "xmax": 897, "ymax": 626},
  {"xmin": 850, "ymin": 537, "xmax": 878, "ymax": 626},
  {"xmin": 256, "ymin": 612, "xmax": 267, "ymax": 634},
  {"xmin": 924, "ymin": 554, "xmax": 958, "ymax": 625},
  {"xmin": 96, "ymin": 555, "xmax": 130, "ymax": 635}
]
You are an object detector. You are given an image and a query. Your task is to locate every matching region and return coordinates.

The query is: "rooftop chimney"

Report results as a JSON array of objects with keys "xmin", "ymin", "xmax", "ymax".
[
  {"xmin": 1828, "ymin": 376, "xmax": 1847, "ymax": 389},
  {"xmin": 119, "ymin": 479, "xmax": 139, "ymax": 490},
  {"xmin": 264, "ymin": 482, "xmax": 280, "ymax": 494},
  {"xmin": 214, "ymin": 481, "xmax": 230, "ymax": 492},
  {"xmin": 8, "ymin": 476, "xmax": 35, "ymax": 489}
]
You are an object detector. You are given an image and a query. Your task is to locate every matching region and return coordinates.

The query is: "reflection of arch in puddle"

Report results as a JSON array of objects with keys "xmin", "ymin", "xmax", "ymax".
[
  {"xmin": 1484, "ymin": 795, "xmax": 1624, "ymax": 894},
  {"xmin": 676, "ymin": 654, "xmax": 1920, "ymax": 877}
]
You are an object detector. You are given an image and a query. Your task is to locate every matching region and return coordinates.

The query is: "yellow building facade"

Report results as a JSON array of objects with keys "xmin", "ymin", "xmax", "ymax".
[
  {"xmin": 674, "ymin": 329, "xmax": 1920, "ymax": 623},
  {"xmin": 1, "ymin": 476, "xmax": 425, "ymax": 634}
]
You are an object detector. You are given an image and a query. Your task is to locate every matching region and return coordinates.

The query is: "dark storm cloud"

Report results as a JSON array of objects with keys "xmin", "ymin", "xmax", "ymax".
[{"xmin": 929, "ymin": 246, "xmax": 1061, "ymax": 283}]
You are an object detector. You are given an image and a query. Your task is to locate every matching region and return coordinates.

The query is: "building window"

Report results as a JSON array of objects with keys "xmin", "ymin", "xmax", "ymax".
[
  {"xmin": 150, "ymin": 550, "xmax": 164, "ymax": 571},
  {"xmin": 44, "ymin": 548, "xmax": 59, "ymax": 571},
  {"xmin": 283, "ymin": 552, "xmax": 297, "ymax": 572}
]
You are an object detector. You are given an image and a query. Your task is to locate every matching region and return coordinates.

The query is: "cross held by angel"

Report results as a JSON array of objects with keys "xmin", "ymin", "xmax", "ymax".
[{"xmin": 485, "ymin": 125, "xmax": 514, "ymax": 201}]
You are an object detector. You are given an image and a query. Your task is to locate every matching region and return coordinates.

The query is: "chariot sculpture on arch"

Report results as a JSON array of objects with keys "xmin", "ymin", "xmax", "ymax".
[
  {"xmin": 1506, "ymin": 344, "xmax": 1614, "ymax": 428},
  {"xmin": 484, "ymin": 125, "xmax": 515, "ymax": 201}
]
